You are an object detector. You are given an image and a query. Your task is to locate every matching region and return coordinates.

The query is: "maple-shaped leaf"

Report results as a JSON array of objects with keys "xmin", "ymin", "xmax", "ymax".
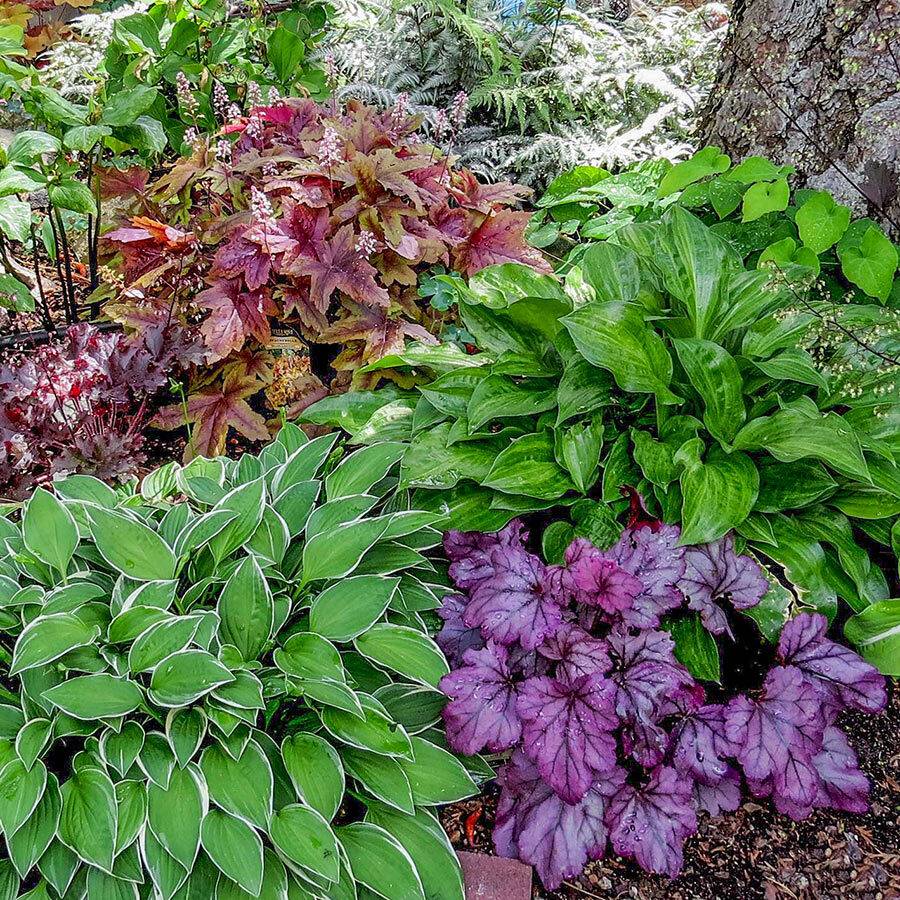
[
  {"xmin": 96, "ymin": 165, "xmax": 149, "ymax": 200},
  {"xmin": 196, "ymin": 278, "xmax": 277, "ymax": 360},
  {"xmin": 777, "ymin": 612, "xmax": 887, "ymax": 716},
  {"xmin": 725, "ymin": 665, "xmax": 826, "ymax": 819},
  {"xmin": 454, "ymin": 209, "xmax": 552, "ymax": 276},
  {"xmin": 606, "ymin": 766, "xmax": 698, "ymax": 878},
  {"xmin": 670, "ymin": 702, "xmax": 739, "ymax": 786},
  {"xmin": 812, "ymin": 725, "xmax": 870, "ymax": 814},
  {"xmin": 445, "ymin": 520, "xmax": 530, "ymax": 591},
  {"xmin": 450, "ymin": 168, "xmax": 531, "ymax": 214},
  {"xmin": 285, "ymin": 224, "xmax": 389, "ymax": 311},
  {"xmin": 560, "ymin": 538, "xmax": 643, "ymax": 615},
  {"xmin": 516, "ymin": 671, "xmax": 618, "ymax": 803},
  {"xmin": 279, "ymin": 200, "xmax": 330, "ymax": 260},
  {"xmin": 494, "ymin": 750, "xmax": 626, "ymax": 891},
  {"xmin": 430, "ymin": 203, "xmax": 472, "ymax": 248},
  {"xmin": 440, "ymin": 641, "xmax": 522, "ymax": 755},
  {"xmin": 680, "ymin": 535, "xmax": 769, "ymax": 635},
  {"xmin": 538, "ymin": 622, "xmax": 610, "ymax": 683},
  {"xmin": 152, "ymin": 369, "xmax": 269, "ymax": 460},
  {"xmin": 605, "ymin": 525, "xmax": 687, "ymax": 629},
  {"xmin": 103, "ymin": 216, "xmax": 195, "ymax": 281},
  {"xmin": 436, "ymin": 593, "xmax": 485, "ymax": 668},
  {"xmin": 338, "ymin": 148, "xmax": 425, "ymax": 210},
  {"xmin": 464, "ymin": 545, "xmax": 564, "ymax": 650},
  {"xmin": 318, "ymin": 301, "xmax": 436, "ymax": 365},
  {"xmin": 212, "ymin": 231, "xmax": 273, "ymax": 291}
]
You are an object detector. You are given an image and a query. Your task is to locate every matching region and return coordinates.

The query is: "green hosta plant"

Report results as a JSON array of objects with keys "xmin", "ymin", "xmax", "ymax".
[
  {"xmin": 303, "ymin": 241, "xmax": 898, "ymax": 665},
  {"xmin": 0, "ymin": 425, "xmax": 477, "ymax": 899}
]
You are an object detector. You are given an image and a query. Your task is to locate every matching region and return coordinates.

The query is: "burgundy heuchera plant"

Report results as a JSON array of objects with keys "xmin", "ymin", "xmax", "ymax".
[
  {"xmin": 0, "ymin": 323, "xmax": 201, "ymax": 497},
  {"xmin": 437, "ymin": 520, "xmax": 887, "ymax": 889}
]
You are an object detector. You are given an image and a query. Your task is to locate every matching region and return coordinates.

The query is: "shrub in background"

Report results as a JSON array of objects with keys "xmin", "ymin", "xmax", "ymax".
[
  {"xmin": 331, "ymin": 0, "xmax": 728, "ymax": 186},
  {"xmin": 0, "ymin": 427, "xmax": 479, "ymax": 897},
  {"xmin": 437, "ymin": 518, "xmax": 886, "ymax": 889},
  {"xmin": 100, "ymin": 96, "xmax": 546, "ymax": 458}
]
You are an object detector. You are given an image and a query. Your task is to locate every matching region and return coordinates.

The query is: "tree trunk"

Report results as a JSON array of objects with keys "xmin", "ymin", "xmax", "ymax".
[{"xmin": 700, "ymin": 0, "xmax": 900, "ymax": 234}]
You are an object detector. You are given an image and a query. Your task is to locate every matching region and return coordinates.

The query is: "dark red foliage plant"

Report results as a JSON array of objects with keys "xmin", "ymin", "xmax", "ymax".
[
  {"xmin": 437, "ymin": 520, "xmax": 887, "ymax": 890},
  {"xmin": 98, "ymin": 97, "xmax": 547, "ymax": 459},
  {"xmin": 0, "ymin": 323, "xmax": 202, "ymax": 498}
]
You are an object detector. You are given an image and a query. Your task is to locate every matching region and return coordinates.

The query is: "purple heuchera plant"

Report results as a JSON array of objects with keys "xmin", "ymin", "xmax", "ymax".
[{"xmin": 438, "ymin": 520, "xmax": 887, "ymax": 889}]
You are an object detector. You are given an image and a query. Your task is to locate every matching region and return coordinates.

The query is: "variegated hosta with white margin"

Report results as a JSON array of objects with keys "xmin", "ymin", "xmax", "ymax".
[
  {"xmin": 0, "ymin": 425, "xmax": 480, "ymax": 899},
  {"xmin": 328, "ymin": 0, "xmax": 729, "ymax": 187}
]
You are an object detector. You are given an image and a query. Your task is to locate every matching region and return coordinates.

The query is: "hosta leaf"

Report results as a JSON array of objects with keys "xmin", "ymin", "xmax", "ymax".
[
  {"xmin": 201, "ymin": 809, "xmax": 263, "ymax": 895},
  {"xmin": 148, "ymin": 764, "xmax": 206, "ymax": 870},
  {"xmin": 0, "ymin": 757, "xmax": 46, "ymax": 837},
  {"xmin": 268, "ymin": 804, "xmax": 340, "ymax": 882},
  {"xmin": 483, "ymin": 431, "xmax": 575, "ymax": 500},
  {"xmin": 87, "ymin": 507, "xmax": 176, "ymax": 582},
  {"xmin": 320, "ymin": 698, "xmax": 413, "ymax": 759},
  {"xmin": 43, "ymin": 674, "xmax": 143, "ymax": 720},
  {"xmin": 149, "ymin": 650, "xmax": 234, "ymax": 707},
  {"xmin": 200, "ymin": 742, "xmax": 272, "ymax": 830},
  {"xmin": 11, "ymin": 613, "xmax": 100, "ymax": 675},
  {"xmin": 7, "ymin": 772, "xmax": 60, "ymax": 878},
  {"xmin": 399, "ymin": 736, "xmax": 477, "ymax": 805},
  {"xmin": 281, "ymin": 734, "xmax": 344, "ymax": 822},
  {"xmin": 22, "ymin": 488, "xmax": 78, "ymax": 577},
  {"xmin": 309, "ymin": 575, "xmax": 398, "ymax": 642},
  {"xmin": 59, "ymin": 767, "xmax": 117, "ymax": 872},
  {"xmin": 336, "ymin": 823, "xmax": 425, "ymax": 900},
  {"xmin": 354, "ymin": 624, "xmax": 449, "ymax": 687},
  {"xmin": 562, "ymin": 301, "xmax": 679, "ymax": 404},
  {"xmin": 217, "ymin": 556, "xmax": 274, "ymax": 663}
]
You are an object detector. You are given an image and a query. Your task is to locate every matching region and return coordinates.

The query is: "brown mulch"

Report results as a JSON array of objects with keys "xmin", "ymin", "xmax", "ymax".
[{"xmin": 442, "ymin": 689, "xmax": 900, "ymax": 900}]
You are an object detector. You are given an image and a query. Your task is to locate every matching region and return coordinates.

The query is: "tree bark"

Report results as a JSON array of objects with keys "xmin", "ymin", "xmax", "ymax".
[{"xmin": 700, "ymin": 0, "xmax": 900, "ymax": 234}]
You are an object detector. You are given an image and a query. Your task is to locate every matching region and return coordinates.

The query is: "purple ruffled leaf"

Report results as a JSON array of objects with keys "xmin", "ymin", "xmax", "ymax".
[
  {"xmin": 812, "ymin": 725, "xmax": 870, "ymax": 814},
  {"xmin": 444, "ymin": 519, "xmax": 528, "ymax": 590},
  {"xmin": 436, "ymin": 593, "xmax": 484, "ymax": 667},
  {"xmin": 440, "ymin": 641, "xmax": 521, "ymax": 755},
  {"xmin": 516, "ymin": 672, "xmax": 618, "ymax": 803},
  {"xmin": 693, "ymin": 769, "xmax": 742, "ymax": 816},
  {"xmin": 778, "ymin": 612, "xmax": 887, "ymax": 716},
  {"xmin": 605, "ymin": 525, "xmax": 687, "ymax": 629},
  {"xmin": 560, "ymin": 539, "xmax": 643, "ymax": 614},
  {"xmin": 606, "ymin": 766, "xmax": 698, "ymax": 877},
  {"xmin": 725, "ymin": 665, "xmax": 825, "ymax": 819},
  {"xmin": 495, "ymin": 750, "xmax": 626, "ymax": 891},
  {"xmin": 680, "ymin": 535, "xmax": 769, "ymax": 636},
  {"xmin": 463, "ymin": 546, "xmax": 563, "ymax": 650},
  {"xmin": 538, "ymin": 622, "xmax": 611, "ymax": 683},
  {"xmin": 605, "ymin": 627, "xmax": 694, "ymax": 727},
  {"xmin": 670, "ymin": 703, "xmax": 739, "ymax": 786}
]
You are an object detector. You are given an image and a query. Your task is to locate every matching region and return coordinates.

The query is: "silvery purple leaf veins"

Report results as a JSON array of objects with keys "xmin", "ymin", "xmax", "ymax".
[{"xmin": 438, "ymin": 518, "xmax": 887, "ymax": 889}]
